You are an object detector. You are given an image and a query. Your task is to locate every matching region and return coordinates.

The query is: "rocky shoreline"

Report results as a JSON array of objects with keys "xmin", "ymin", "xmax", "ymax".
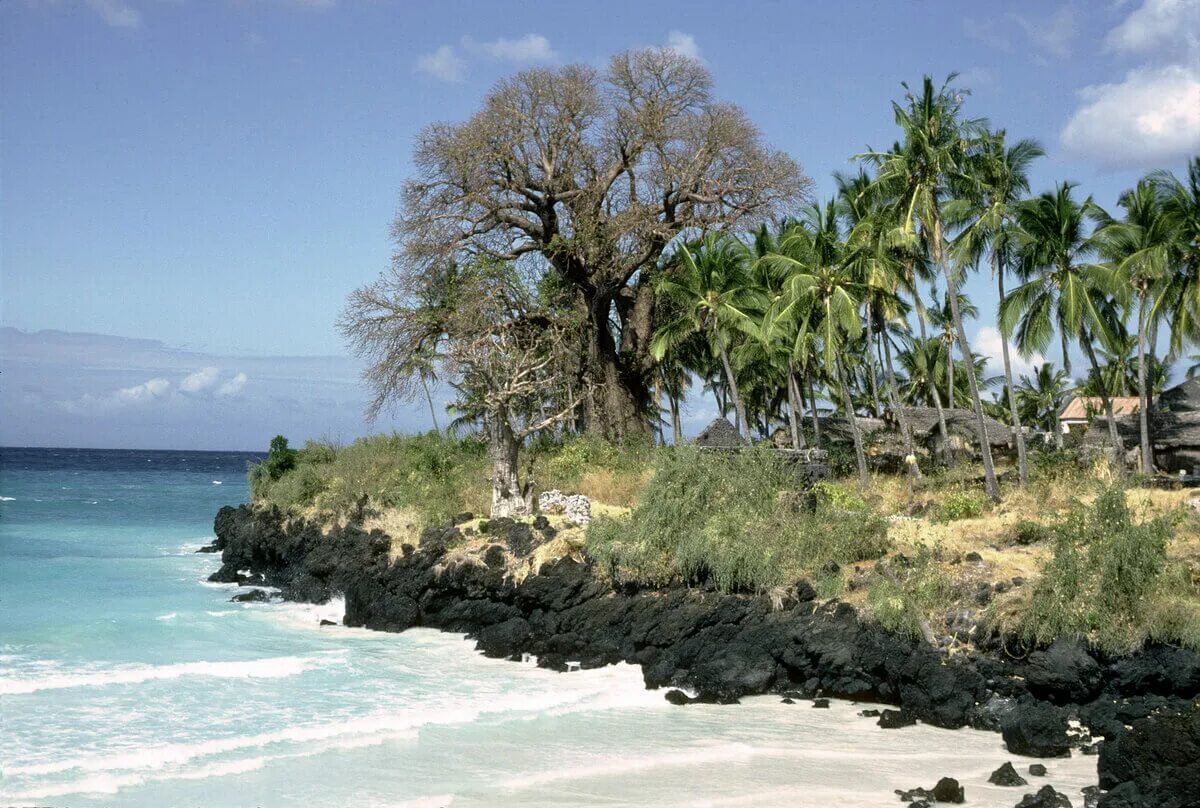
[{"xmin": 207, "ymin": 504, "xmax": 1199, "ymax": 808}]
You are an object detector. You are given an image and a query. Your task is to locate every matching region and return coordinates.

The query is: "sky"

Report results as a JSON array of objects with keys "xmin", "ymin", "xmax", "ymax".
[{"xmin": 2, "ymin": 0, "xmax": 1198, "ymax": 450}]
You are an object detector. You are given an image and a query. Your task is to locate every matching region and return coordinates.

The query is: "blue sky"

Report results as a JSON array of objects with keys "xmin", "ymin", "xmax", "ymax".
[{"xmin": 2, "ymin": 0, "xmax": 1197, "ymax": 449}]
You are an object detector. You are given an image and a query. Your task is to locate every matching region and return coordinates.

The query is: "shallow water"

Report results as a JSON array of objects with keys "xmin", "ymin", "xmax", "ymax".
[{"xmin": 0, "ymin": 447, "xmax": 1097, "ymax": 806}]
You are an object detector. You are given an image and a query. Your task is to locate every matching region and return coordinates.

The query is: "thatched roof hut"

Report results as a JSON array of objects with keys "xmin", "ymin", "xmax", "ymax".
[
  {"xmin": 1160, "ymin": 378, "xmax": 1200, "ymax": 413},
  {"xmin": 891, "ymin": 407, "xmax": 1012, "ymax": 446},
  {"xmin": 695, "ymin": 416, "xmax": 749, "ymax": 449}
]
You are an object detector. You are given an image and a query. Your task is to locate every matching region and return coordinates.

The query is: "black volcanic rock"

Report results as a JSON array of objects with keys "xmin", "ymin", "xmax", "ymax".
[
  {"xmin": 1028, "ymin": 764, "xmax": 1047, "ymax": 777},
  {"xmin": 207, "ymin": 503, "xmax": 1200, "ymax": 805},
  {"xmin": 878, "ymin": 709, "xmax": 917, "ymax": 729},
  {"xmin": 988, "ymin": 762, "xmax": 1027, "ymax": 787},
  {"xmin": 230, "ymin": 588, "xmax": 272, "ymax": 602},
  {"xmin": 1014, "ymin": 785, "xmax": 1072, "ymax": 807},
  {"xmin": 1097, "ymin": 706, "xmax": 1200, "ymax": 808},
  {"xmin": 1002, "ymin": 703, "xmax": 1071, "ymax": 757},
  {"xmin": 1025, "ymin": 639, "xmax": 1103, "ymax": 704}
]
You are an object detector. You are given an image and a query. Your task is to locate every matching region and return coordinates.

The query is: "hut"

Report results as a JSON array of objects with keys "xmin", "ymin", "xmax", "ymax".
[
  {"xmin": 890, "ymin": 406, "xmax": 1012, "ymax": 459},
  {"xmin": 694, "ymin": 416, "xmax": 750, "ymax": 449},
  {"xmin": 1159, "ymin": 377, "xmax": 1200, "ymax": 413}
]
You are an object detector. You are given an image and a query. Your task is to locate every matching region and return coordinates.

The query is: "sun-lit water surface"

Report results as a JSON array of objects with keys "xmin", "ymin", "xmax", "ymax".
[{"xmin": 0, "ymin": 447, "xmax": 1097, "ymax": 806}]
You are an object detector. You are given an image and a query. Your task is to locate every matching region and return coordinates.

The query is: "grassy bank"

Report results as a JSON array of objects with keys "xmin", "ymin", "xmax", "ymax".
[{"xmin": 248, "ymin": 433, "xmax": 1200, "ymax": 654}]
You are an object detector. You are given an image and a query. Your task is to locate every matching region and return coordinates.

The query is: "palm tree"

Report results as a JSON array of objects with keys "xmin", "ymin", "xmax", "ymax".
[
  {"xmin": 1016, "ymin": 362, "xmax": 1072, "ymax": 442},
  {"xmin": 928, "ymin": 284, "xmax": 979, "ymax": 407},
  {"xmin": 652, "ymin": 233, "xmax": 761, "ymax": 440},
  {"xmin": 860, "ymin": 74, "xmax": 1001, "ymax": 501},
  {"xmin": 1004, "ymin": 182, "xmax": 1125, "ymax": 462},
  {"xmin": 1152, "ymin": 158, "xmax": 1200, "ymax": 353},
  {"xmin": 761, "ymin": 202, "xmax": 871, "ymax": 486},
  {"xmin": 1092, "ymin": 180, "xmax": 1174, "ymax": 474},
  {"xmin": 948, "ymin": 129, "xmax": 1044, "ymax": 483}
]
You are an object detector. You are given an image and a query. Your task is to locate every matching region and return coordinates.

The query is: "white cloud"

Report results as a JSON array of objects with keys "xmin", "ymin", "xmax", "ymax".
[
  {"xmin": 179, "ymin": 366, "xmax": 220, "ymax": 394},
  {"xmin": 415, "ymin": 45, "xmax": 466, "ymax": 82},
  {"xmin": 1010, "ymin": 6, "xmax": 1078, "ymax": 59},
  {"xmin": 114, "ymin": 377, "xmax": 171, "ymax": 404},
  {"xmin": 1061, "ymin": 64, "xmax": 1200, "ymax": 167},
  {"xmin": 1105, "ymin": 0, "xmax": 1199, "ymax": 57},
  {"xmin": 463, "ymin": 34, "xmax": 558, "ymax": 63},
  {"xmin": 664, "ymin": 31, "xmax": 701, "ymax": 60},
  {"xmin": 84, "ymin": 0, "xmax": 141, "ymax": 28},
  {"xmin": 975, "ymin": 326, "xmax": 1046, "ymax": 382},
  {"xmin": 216, "ymin": 372, "xmax": 248, "ymax": 397},
  {"xmin": 963, "ymin": 17, "xmax": 1011, "ymax": 51}
]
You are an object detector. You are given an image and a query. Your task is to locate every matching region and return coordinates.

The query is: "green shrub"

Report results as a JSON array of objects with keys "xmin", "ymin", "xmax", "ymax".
[
  {"xmin": 248, "ymin": 431, "xmax": 489, "ymax": 525},
  {"xmin": 584, "ymin": 446, "xmax": 889, "ymax": 593},
  {"xmin": 1019, "ymin": 486, "xmax": 1188, "ymax": 653},
  {"xmin": 867, "ymin": 547, "xmax": 952, "ymax": 638},
  {"xmin": 1011, "ymin": 519, "xmax": 1051, "ymax": 546},
  {"xmin": 935, "ymin": 488, "xmax": 988, "ymax": 522}
]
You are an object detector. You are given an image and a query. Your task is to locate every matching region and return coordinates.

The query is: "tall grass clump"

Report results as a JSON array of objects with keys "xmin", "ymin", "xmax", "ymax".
[
  {"xmin": 586, "ymin": 446, "xmax": 888, "ymax": 593},
  {"xmin": 531, "ymin": 433, "xmax": 656, "ymax": 507},
  {"xmin": 249, "ymin": 432, "xmax": 489, "ymax": 525},
  {"xmin": 1018, "ymin": 486, "xmax": 1195, "ymax": 653},
  {"xmin": 867, "ymin": 547, "xmax": 952, "ymax": 639}
]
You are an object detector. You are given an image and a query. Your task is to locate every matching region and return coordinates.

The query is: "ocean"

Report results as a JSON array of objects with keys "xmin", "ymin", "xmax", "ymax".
[{"xmin": 0, "ymin": 447, "xmax": 1098, "ymax": 807}]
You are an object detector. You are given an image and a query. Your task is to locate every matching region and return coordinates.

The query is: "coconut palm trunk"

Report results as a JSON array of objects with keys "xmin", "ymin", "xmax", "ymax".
[
  {"xmin": 995, "ymin": 261, "xmax": 1029, "ymax": 483},
  {"xmin": 714, "ymin": 327, "xmax": 749, "ymax": 440},
  {"xmin": 912, "ymin": 283, "xmax": 952, "ymax": 462},
  {"xmin": 946, "ymin": 336, "xmax": 955, "ymax": 408},
  {"xmin": 864, "ymin": 308, "xmax": 882, "ymax": 416},
  {"xmin": 1081, "ymin": 330, "xmax": 1126, "ymax": 468},
  {"xmin": 936, "ymin": 221, "xmax": 1001, "ymax": 502},
  {"xmin": 420, "ymin": 375, "xmax": 441, "ymax": 434},
  {"xmin": 882, "ymin": 328, "xmax": 922, "ymax": 480},
  {"xmin": 1136, "ymin": 293, "xmax": 1153, "ymax": 474},
  {"xmin": 836, "ymin": 356, "xmax": 869, "ymax": 488},
  {"xmin": 786, "ymin": 360, "xmax": 806, "ymax": 449},
  {"xmin": 807, "ymin": 374, "xmax": 822, "ymax": 447}
]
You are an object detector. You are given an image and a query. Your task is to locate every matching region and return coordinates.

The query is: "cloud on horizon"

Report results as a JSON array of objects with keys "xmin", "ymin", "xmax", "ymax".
[{"xmin": 1, "ymin": 328, "xmax": 422, "ymax": 450}]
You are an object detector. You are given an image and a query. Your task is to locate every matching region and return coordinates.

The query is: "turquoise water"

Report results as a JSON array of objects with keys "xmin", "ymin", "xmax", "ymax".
[{"xmin": 0, "ymin": 448, "xmax": 1098, "ymax": 807}]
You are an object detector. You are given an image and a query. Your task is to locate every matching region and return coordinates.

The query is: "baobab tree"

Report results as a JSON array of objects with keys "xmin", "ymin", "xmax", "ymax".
[{"xmin": 378, "ymin": 48, "xmax": 809, "ymax": 439}]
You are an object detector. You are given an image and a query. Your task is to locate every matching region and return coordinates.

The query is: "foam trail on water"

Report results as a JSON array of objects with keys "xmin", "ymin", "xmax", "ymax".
[{"xmin": 0, "ymin": 654, "xmax": 337, "ymax": 695}]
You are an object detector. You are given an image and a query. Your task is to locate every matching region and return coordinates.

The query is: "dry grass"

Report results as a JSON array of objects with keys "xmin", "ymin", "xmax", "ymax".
[{"xmin": 573, "ymin": 467, "xmax": 653, "ymax": 508}]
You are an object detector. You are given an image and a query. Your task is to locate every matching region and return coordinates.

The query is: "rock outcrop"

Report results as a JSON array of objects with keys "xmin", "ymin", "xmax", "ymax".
[{"xmin": 208, "ymin": 504, "xmax": 1200, "ymax": 808}]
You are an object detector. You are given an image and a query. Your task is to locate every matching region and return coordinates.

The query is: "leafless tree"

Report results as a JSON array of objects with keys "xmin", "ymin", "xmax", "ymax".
[{"xmin": 379, "ymin": 48, "xmax": 811, "ymax": 439}]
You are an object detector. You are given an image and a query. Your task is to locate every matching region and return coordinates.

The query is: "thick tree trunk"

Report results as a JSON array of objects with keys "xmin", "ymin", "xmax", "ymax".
[
  {"xmin": 715, "ymin": 328, "xmax": 749, "ymax": 440},
  {"xmin": 882, "ymin": 328, "xmax": 922, "ymax": 481},
  {"xmin": 836, "ymin": 357, "xmax": 869, "ymax": 489},
  {"xmin": 865, "ymin": 308, "xmax": 882, "ymax": 416},
  {"xmin": 937, "ymin": 226, "xmax": 1000, "ymax": 503},
  {"xmin": 1137, "ymin": 294, "xmax": 1154, "ymax": 475},
  {"xmin": 1081, "ymin": 331, "xmax": 1126, "ymax": 472},
  {"xmin": 996, "ymin": 262, "xmax": 1028, "ymax": 484},
  {"xmin": 489, "ymin": 416, "xmax": 531, "ymax": 518},
  {"xmin": 421, "ymin": 375, "xmax": 440, "ymax": 434},
  {"xmin": 584, "ymin": 292, "xmax": 651, "ymax": 441}
]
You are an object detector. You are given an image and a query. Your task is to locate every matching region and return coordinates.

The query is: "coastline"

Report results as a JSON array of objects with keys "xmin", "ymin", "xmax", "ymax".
[{"xmin": 209, "ymin": 504, "xmax": 1200, "ymax": 808}]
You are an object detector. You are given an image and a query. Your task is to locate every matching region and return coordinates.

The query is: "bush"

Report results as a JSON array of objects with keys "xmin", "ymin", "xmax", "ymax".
[
  {"xmin": 1019, "ymin": 486, "xmax": 1187, "ymax": 653},
  {"xmin": 1011, "ymin": 519, "xmax": 1051, "ymax": 546},
  {"xmin": 935, "ymin": 488, "xmax": 988, "ymax": 522},
  {"xmin": 584, "ymin": 446, "xmax": 889, "ymax": 593},
  {"xmin": 249, "ymin": 431, "xmax": 489, "ymax": 525},
  {"xmin": 867, "ymin": 547, "xmax": 952, "ymax": 638}
]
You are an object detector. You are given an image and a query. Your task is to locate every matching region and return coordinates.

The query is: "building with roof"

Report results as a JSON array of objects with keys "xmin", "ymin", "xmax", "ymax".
[{"xmin": 1059, "ymin": 396, "xmax": 1141, "ymax": 431}]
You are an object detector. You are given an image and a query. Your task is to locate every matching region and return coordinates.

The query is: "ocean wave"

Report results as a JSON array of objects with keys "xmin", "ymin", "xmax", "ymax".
[
  {"xmin": 0, "ymin": 495, "xmax": 16, "ymax": 501},
  {"xmin": 155, "ymin": 613, "xmax": 178, "ymax": 621},
  {"xmin": 0, "ymin": 653, "xmax": 338, "ymax": 696}
]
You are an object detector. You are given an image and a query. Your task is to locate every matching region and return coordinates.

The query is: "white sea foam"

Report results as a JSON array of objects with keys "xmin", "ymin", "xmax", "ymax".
[
  {"xmin": 155, "ymin": 612, "xmax": 178, "ymax": 621},
  {"xmin": 0, "ymin": 496, "xmax": 16, "ymax": 501},
  {"xmin": 500, "ymin": 742, "xmax": 757, "ymax": 789},
  {"xmin": 0, "ymin": 654, "xmax": 337, "ymax": 696}
]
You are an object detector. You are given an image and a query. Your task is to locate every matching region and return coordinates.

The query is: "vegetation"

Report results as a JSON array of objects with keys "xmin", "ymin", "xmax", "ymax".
[
  {"xmin": 250, "ymin": 54, "xmax": 1200, "ymax": 655},
  {"xmin": 1015, "ymin": 487, "xmax": 1198, "ymax": 653},
  {"xmin": 585, "ymin": 447, "xmax": 888, "ymax": 593}
]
